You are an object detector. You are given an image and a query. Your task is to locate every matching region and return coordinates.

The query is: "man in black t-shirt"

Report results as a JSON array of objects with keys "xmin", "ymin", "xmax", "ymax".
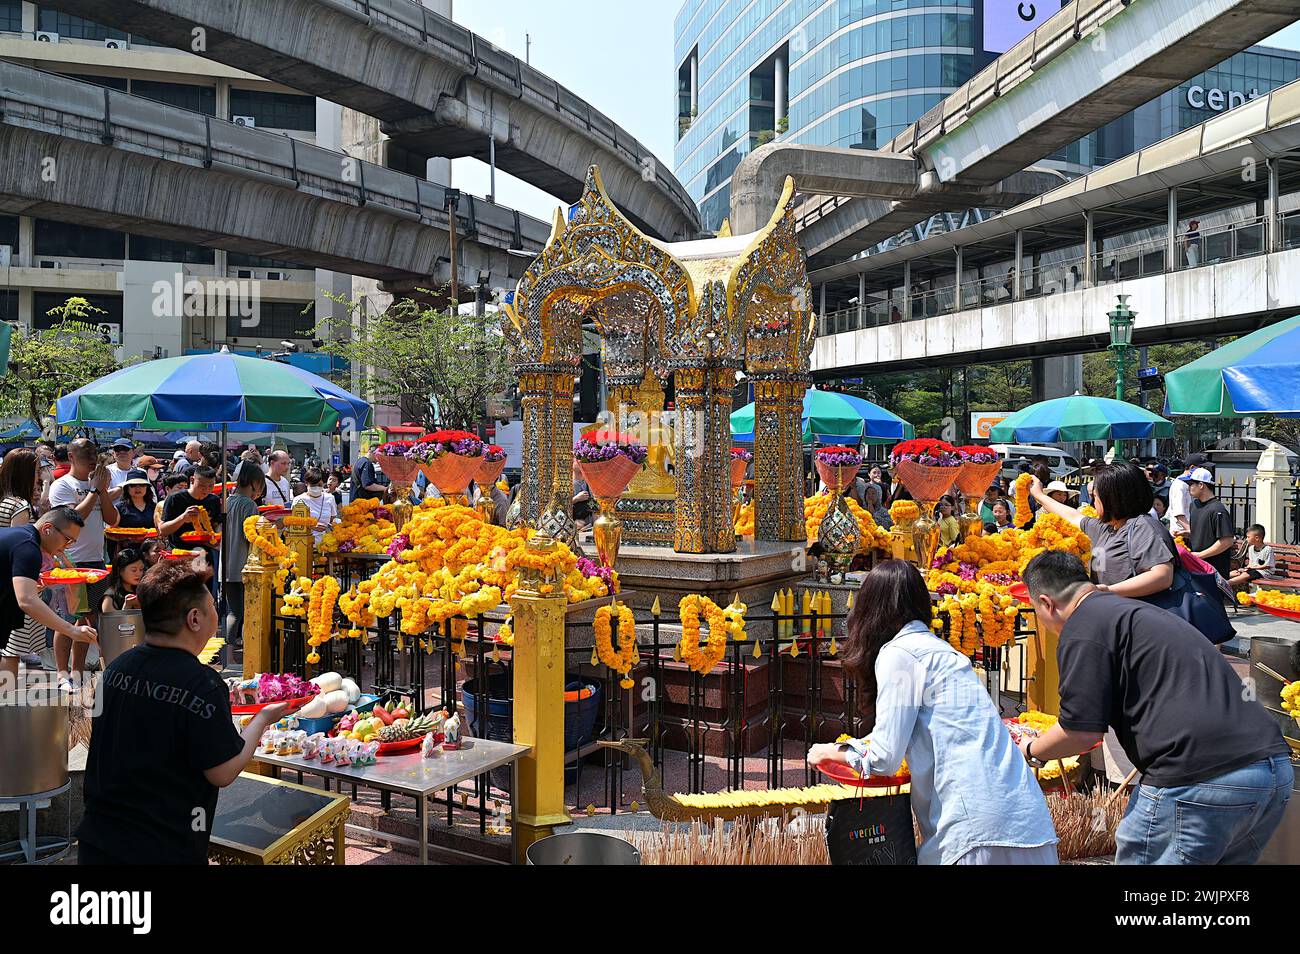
[
  {"xmin": 1184, "ymin": 466, "xmax": 1235, "ymax": 578},
  {"xmin": 78, "ymin": 560, "xmax": 304, "ymax": 865},
  {"xmin": 158, "ymin": 467, "xmax": 224, "ymax": 587},
  {"xmin": 1019, "ymin": 551, "xmax": 1291, "ymax": 865},
  {"xmin": 0, "ymin": 507, "xmax": 98, "ymax": 684}
]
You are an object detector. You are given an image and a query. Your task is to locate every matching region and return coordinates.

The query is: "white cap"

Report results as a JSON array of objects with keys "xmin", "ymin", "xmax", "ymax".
[
  {"xmin": 1044, "ymin": 480, "xmax": 1070, "ymax": 495},
  {"xmin": 1179, "ymin": 466, "xmax": 1214, "ymax": 485}
]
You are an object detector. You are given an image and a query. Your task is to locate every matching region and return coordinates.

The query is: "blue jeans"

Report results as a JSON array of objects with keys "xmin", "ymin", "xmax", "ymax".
[{"xmin": 1116, "ymin": 755, "xmax": 1293, "ymax": 864}]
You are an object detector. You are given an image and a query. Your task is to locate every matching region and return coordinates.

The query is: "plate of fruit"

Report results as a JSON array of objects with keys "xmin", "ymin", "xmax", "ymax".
[
  {"xmin": 40, "ymin": 567, "xmax": 110, "ymax": 586},
  {"xmin": 334, "ymin": 700, "xmax": 445, "ymax": 754}
]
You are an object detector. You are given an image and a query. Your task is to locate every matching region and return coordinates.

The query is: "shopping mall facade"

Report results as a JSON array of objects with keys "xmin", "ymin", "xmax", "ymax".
[{"xmin": 674, "ymin": 0, "xmax": 1300, "ymax": 234}]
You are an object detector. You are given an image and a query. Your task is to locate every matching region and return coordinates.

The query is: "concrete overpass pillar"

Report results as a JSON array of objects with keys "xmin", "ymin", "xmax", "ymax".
[
  {"xmin": 857, "ymin": 273, "xmax": 865, "ymax": 328},
  {"xmin": 21, "ymin": 2, "xmax": 34, "ymax": 33},
  {"xmin": 17, "ymin": 215, "xmax": 32, "ymax": 268},
  {"xmin": 1083, "ymin": 211, "xmax": 1094, "ymax": 287},
  {"xmin": 1267, "ymin": 159, "xmax": 1280, "ymax": 253},
  {"xmin": 1166, "ymin": 189, "xmax": 1177, "ymax": 270},
  {"xmin": 1032, "ymin": 354, "xmax": 1083, "ymax": 404},
  {"xmin": 1013, "ymin": 229, "xmax": 1023, "ymax": 300}
]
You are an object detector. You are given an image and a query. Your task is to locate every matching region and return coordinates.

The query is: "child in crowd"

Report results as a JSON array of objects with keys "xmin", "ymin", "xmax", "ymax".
[
  {"xmin": 101, "ymin": 547, "xmax": 145, "ymax": 613},
  {"xmin": 1230, "ymin": 524, "xmax": 1277, "ymax": 589},
  {"xmin": 140, "ymin": 538, "xmax": 164, "ymax": 568}
]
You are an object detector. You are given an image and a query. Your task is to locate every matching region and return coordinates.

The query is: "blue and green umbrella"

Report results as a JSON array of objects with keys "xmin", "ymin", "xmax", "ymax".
[
  {"xmin": 56, "ymin": 346, "xmax": 369, "ymax": 432},
  {"xmin": 730, "ymin": 387, "xmax": 914, "ymax": 444},
  {"xmin": 988, "ymin": 394, "xmax": 1173, "ymax": 444}
]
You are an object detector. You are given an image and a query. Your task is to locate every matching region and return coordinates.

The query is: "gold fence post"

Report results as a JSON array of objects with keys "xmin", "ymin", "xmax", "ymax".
[
  {"xmin": 284, "ymin": 502, "xmax": 316, "ymax": 581},
  {"xmin": 242, "ymin": 519, "xmax": 276, "ymax": 680},
  {"xmin": 508, "ymin": 532, "xmax": 571, "ymax": 861}
]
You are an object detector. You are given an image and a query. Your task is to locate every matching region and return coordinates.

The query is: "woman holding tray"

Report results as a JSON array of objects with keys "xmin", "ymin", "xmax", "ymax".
[{"xmin": 807, "ymin": 560, "xmax": 1058, "ymax": 865}]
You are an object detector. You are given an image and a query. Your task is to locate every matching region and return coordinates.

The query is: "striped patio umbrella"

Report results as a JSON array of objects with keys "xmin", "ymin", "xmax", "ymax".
[
  {"xmin": 988, "ymin": 394, "xmax": 1173, "ymax": 443},
  {"xmin": 56, "ymin": 346, "xmax": 369, "ymax": 432},
  {"xmin": 1164, "ymin": 314, "xmax": 1300, "ymax": 416},
  {"xmin": 730, "ymin": 387, "xmax": 914, "ymax": 444}
]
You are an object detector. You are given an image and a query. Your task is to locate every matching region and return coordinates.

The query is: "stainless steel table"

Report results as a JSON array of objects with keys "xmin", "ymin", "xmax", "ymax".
[{"xmin": 251, "ymin": 738, "xmax": 530, "ymax": 864}]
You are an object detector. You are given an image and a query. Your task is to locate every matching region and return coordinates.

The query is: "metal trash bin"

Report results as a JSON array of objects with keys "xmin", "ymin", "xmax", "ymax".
[
  {"xmin": 525, "ymin": 831, "xmax": 640, "ymax": 866},
  {"xmin": 98, "ymin": 609, "xmax": 144, "ymax": 669},
  {"xmin": 0, "ymin": 689, "xmax": 70, "ymax": 797}
]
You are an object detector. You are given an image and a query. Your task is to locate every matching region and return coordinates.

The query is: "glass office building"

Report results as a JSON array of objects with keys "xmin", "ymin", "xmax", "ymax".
[{"xmin": 674, "ymin": 0, "xmax": 1300, "ymax": 234}]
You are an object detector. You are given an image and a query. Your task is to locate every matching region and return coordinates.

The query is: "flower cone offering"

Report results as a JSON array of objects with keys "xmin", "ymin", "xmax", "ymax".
[
  {"xmin": 375, "ymin": 441, "xmax": 419, "ymax": 530},
  {"xmin": 576, "ymin": 432, "xmax": 647, "ymax": 570},
  {"xmin": 953, "ymin": 447, "xmax": 1002, "ymax": 542},
  {"xmin": 891, "ymin": 440, "xmax": 962, "ymax": 570},
  {"xmin": 477, "ymin": 445, "xmax": 507, "ymax": 488},
  {"xmin": 408, "ymin": 430, "xmax": 484, "ymax": 501}
]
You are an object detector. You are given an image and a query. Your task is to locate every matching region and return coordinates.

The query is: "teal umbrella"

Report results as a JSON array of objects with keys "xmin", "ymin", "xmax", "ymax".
[
  {"xmin": 989, "ymin": 394, "xmax": 1173, "ymax": 443},
  {"xmin": 730, "ymin": 387, "xmax": 914, "ymax": 444},
  {"xmin": 1164, "ymin": 314, "xmax": 1300, "ymax": 416}
]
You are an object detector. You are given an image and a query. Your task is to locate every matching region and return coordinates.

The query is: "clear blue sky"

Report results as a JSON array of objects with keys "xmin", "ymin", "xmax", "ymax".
[{"xmin": 449, "ymin": 2, "xmax": 1300, "ymax": 222}]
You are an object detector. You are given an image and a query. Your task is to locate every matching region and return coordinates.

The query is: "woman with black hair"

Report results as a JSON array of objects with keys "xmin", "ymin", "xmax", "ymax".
[
  {"xmin": 1029, "ymin": 461, "xmax": 1175, "ymax": 598},
  {"xmin": 807, "ymin": 560, "xmax": 1057, "ymax": 865}
]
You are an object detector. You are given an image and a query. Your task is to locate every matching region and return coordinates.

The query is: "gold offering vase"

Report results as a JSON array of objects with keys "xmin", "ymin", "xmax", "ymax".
[
  {"xmin": 911, "ymin": 501, "xmax": 941, "ymax": 572},
  {"xmin": 592, "ymin": 496, "xmax": 623, "ymax": 570},
  {"xmin": 389, "ymin": 481, "xmax": 414, "ymax": 532}
]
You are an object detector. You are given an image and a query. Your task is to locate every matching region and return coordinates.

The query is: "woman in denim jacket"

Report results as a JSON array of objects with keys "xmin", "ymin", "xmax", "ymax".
[{"xmin": 808, "ymin": 560, "xmax": 1058, "ymax": 864}]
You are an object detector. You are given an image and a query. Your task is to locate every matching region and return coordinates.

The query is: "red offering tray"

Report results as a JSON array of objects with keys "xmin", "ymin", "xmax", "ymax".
[
  {"xmin": 1254, "ymin": 602, "xmax": 1300, "ymax": 622},
  {"xmin": 816, "ymin": 760, "xmax": 910, "ymax": 788},
  {"xmin": 40, "ymin": 568, "xmax": 109, "ymax": 586},
  {"xmin": 258, "ymin": 505, "xmax": 289, "ymax": 519},
  {"xmin": 377, "ymin": 731, "xmax": 443, "ymax": 756},
  {"xmin": 181, "ymin": 531, "xmax": 222, "ymax": 545},
  {"xmin": 231, "ymin": 694, "xmax": 317, "ymax": 715},
  {"xmin": 163, "ymin": 549, "xmax": 204, "ymax": 561},
  {"xmin": 1009, "ymin": 582, "xmax": 1030, "ymax": 604},
  {"xmin": 106, "ymin": 527, "xmax": 158, "ymax": 540}
]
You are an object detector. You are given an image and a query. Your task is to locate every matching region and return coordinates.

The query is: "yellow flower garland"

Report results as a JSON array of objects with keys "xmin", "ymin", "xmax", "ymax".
[
  {"xmin": 889, "ymin": 499, "xmax": 919, "ymax": 525},
  {"xmin": 307, "ymin": 575, "xmax": 340, "ymax": 648},
  {"xmin": 1013, "ymin": 473, "xmax": 1032, "ymax": 528},
  {"xmin": 677, "ymin": 595, "xmax": 746, "ymax": 675},
  {"xmin": 594, "ymin": 601, "xmax": 638, "ymax": 688}
]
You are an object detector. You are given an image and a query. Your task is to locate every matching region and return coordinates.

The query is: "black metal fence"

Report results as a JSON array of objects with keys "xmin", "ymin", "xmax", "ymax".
[{"xmin": 268, "ymin": 564, "xmax": 1037, "ymax": 816}]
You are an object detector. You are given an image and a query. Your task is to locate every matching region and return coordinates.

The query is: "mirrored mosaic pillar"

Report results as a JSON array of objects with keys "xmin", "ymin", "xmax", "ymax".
[
  {"xmin": 516, "ymin": 370, "xmax": 571, "ymax": 527},
  {"xmin": 753, "ymin": 374, "xmax": 808, "ymax": 542},
  {"xmin": 672, "ymin": 365, "xmax": 736, "ymax": 554}
]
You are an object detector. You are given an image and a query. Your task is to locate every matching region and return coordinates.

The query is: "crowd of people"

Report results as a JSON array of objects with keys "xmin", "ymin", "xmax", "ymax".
[{"xmin": 805, "ymin": 449, "xmax": 1293, "ymax": 866}]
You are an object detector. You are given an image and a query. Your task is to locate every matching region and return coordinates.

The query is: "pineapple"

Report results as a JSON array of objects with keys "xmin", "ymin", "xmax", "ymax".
[{"xmin": 377, "ymin": 713, "xmax": 437, "ymax": 743}]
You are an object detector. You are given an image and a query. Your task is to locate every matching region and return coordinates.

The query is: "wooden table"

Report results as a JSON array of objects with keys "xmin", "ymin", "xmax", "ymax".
[
  {"xmin": 209, "ymin": 772, "xmax": 350, "ymax": 865},
  {"xmin": 252, "ymin": 737, "xmax": 530, "ymax": 864}
]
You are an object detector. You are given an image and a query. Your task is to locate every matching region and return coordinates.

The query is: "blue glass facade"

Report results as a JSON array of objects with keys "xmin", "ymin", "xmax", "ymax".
[{"xmin": 674, "ymin": 0, "xmax": 1300, "ymax": 234}]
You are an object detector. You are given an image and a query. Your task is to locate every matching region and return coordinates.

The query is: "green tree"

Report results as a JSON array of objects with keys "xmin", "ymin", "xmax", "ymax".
[
  {"xmin": 0, "ymin": 297, "xmax": 123, "ymax": 424},
  {"xmin": 315, "ymin": 296, "xmax": 509, "ymax": 431}
]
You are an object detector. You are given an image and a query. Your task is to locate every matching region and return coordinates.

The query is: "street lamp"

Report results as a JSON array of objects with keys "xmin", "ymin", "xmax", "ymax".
[
  {"xmin": 1107, "ymin": 294, "xmax": 1136, "ymax": 457},
  {"xmin": 1107, "ymin": 294, "xmax": 1135, "ymax": 402}
]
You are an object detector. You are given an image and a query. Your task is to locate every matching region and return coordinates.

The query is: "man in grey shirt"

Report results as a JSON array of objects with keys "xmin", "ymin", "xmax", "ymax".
[{"xmin": 223, "ymin": 463, "xmax": 265, "ymax": 650}]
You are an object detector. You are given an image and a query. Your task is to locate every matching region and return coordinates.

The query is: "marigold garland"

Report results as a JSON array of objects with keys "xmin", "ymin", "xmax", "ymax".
[
  {"xmin": 1013, "ymin": 473, "xmax": 1033, "ymax": 528},
  {"xmin": 307, "ymin": 575, "xmax": 341, "ymax": 649},
  {"xmin": 594, "ymin": 601, "xmax": 638, "ymax": 688},
  {"xmin": 889, "ymin": 499, "xmax": 920, "ymax": 525},
  {"xmin": 677, "ymin": 595, "xmax": 746, "ymax": 675},
  {"xmin": 803, "ymin": 491, "xmax": 890, "ymax": 551}
]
